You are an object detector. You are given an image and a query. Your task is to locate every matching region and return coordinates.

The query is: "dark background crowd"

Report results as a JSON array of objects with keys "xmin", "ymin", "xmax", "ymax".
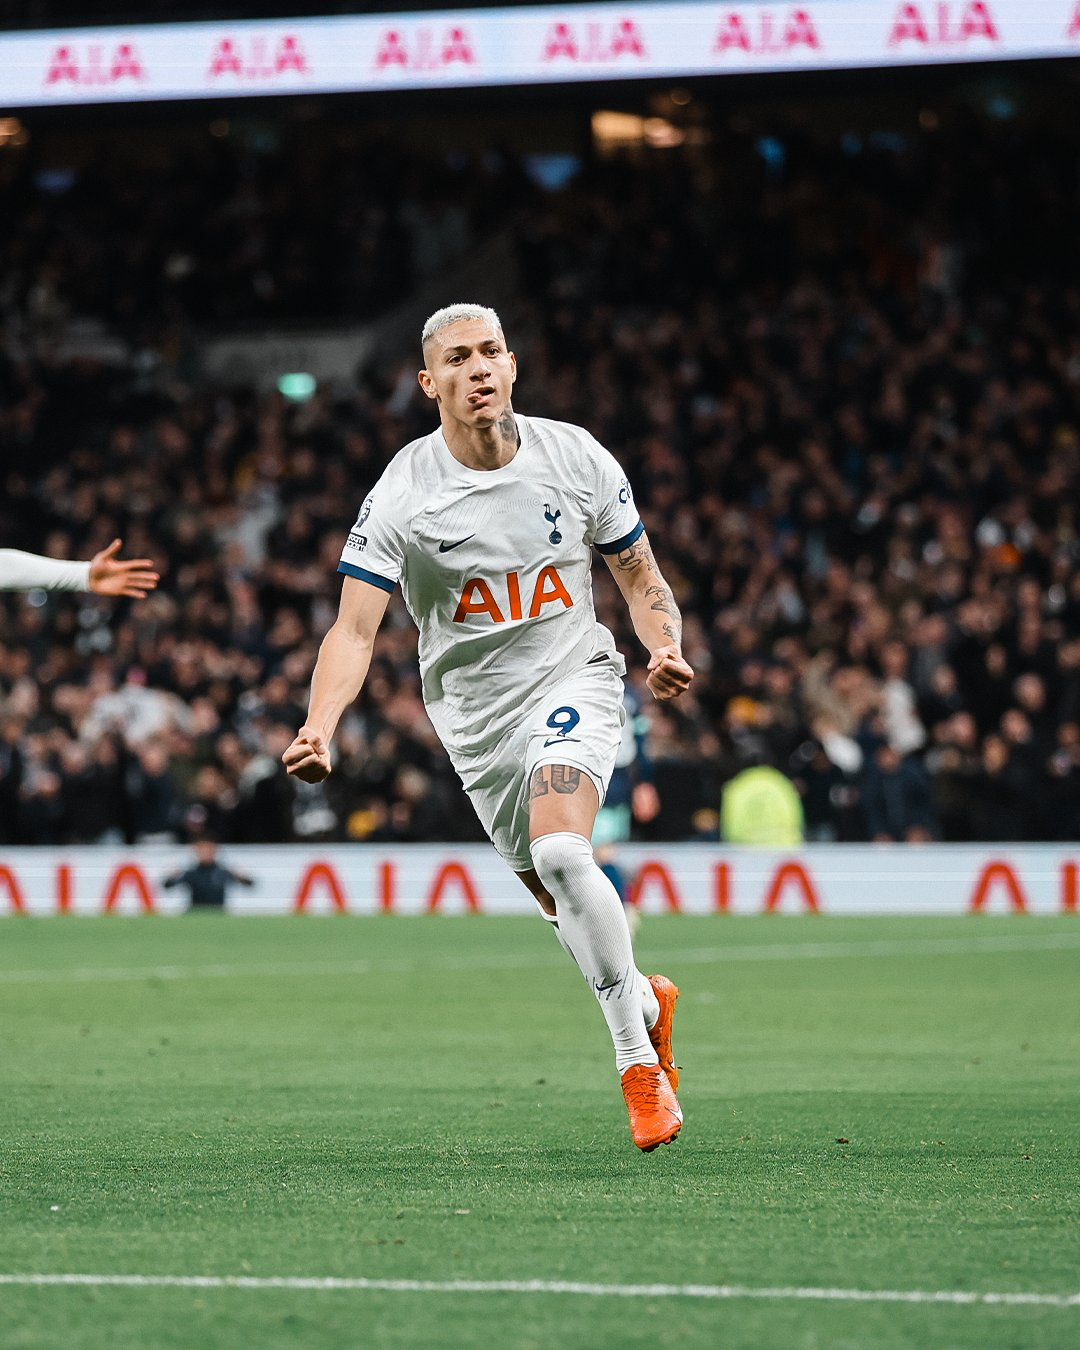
[{"xmin": 2, "ymin": 63, "xmax": 1079, "ymax": 847}]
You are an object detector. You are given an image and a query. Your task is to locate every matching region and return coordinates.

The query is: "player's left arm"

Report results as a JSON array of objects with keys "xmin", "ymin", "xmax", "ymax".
[{"xmin": 602, "ymin": 530, "xmax": 694, "ymax": 701}]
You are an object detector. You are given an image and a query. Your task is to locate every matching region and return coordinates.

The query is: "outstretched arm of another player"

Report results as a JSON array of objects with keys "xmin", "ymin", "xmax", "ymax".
[
  {"xmin": 602, "ymin": 529, "xmax": 694, "ymax": 701},
  {"xmin": 281, "ymin": 576, "xmax": 392, "ymax": 783},
  {"xmin": 0, "ymin": 539, "xmax": 158, "ymax": 597}
]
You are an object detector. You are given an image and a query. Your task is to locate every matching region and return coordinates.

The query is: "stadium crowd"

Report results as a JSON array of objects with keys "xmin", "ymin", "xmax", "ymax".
[
  {"xmin": 0, "ymin": 133, "xmax": 528, "ymax": 335},
  {"xmin": 1, "ymin": 111, "xmax": 1079, "ymax": 845}
]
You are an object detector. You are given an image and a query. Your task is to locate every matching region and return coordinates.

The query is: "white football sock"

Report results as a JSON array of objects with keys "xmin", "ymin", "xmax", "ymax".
[
  {"xmin": 538, "ymin": 907, "xmax": 577, "ymax": 964},
  {"xmin": 640, "ymin": 973, "xmax": 660, "ymax": 1030},
  {"xmin": 530, "ymin": 831, "xmax": 658, "ymax": 1073}
]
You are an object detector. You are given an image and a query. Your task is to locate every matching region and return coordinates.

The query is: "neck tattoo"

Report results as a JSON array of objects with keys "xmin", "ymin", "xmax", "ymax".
[{"xmin": 497, "ymin": 411, "xmax": 520, "ymax": 456}]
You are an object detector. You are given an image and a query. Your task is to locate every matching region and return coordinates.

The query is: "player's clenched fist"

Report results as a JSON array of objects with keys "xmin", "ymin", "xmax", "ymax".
[
  {"xmin": 646, "ymin": 644, "xmax": 694, "ymax": 701},
  {"xmin": 282, "ymin": 726, "xmax": 332, "ymax": 782}
]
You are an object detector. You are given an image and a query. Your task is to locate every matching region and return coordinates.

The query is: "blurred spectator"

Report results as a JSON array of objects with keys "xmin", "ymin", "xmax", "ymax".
[
  {"xmin": 162, "ymin": 839, "xmax": 254, "ymax": 910},
  {"xmin": 862, "ymin": 745, "xmax": 937, "ymax": 843},
  {"xmin": 720, "ymin": 763, "xmax": 804, "ymax": 847}
]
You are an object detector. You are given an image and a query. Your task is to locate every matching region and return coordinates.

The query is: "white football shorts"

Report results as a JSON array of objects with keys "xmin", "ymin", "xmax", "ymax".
[{"xmin": 452, "ymin": 654, "xmax": 628, "ymax": 872}]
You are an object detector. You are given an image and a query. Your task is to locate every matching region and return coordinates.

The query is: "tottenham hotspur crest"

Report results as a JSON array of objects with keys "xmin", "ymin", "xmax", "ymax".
[{"xmin": 544, "ymin": 504, "xmax": 562, "ymax": 545}]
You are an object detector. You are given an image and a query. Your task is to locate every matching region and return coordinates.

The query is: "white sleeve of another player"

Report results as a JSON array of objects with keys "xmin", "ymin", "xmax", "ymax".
[
  {"xmin": 0, "ymin": 549, "xmax": 91, "ymax": 593},
  {"xmin": 585, "ymin": 438, "xmax": 644, "ymax": 556},
  {"xmin": 337, "ymin": 478, "xmax": 409, "ymax": 594}
]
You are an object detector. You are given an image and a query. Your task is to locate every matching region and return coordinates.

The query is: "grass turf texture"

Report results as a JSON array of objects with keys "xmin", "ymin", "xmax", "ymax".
[{"xmin": 0, "ymin": 915, "xmax": 1078, "ymax": 1350}]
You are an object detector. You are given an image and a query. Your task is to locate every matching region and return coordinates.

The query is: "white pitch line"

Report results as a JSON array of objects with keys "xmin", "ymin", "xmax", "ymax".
[
  {"xmin": 0, "ymin": 1274, "xmax": 1077, "ymax": 1307},
  {"xmin": 0, "ymin": 932, "xmax": 1078, "ymax": 986},
  {"xmin": 669, "ymin": 932, "xmax": 1080, "ymax": 964}
]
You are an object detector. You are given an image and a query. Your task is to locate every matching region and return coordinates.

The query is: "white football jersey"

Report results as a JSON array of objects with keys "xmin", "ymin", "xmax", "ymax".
[{"xmin": 338, "ymin": 414, "xmax": 642, "ymax": 760}]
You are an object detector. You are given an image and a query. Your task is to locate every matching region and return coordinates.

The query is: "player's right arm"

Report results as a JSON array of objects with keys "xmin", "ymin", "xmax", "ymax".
[{"xmin": 281, "ymin": 577, "xmax": 391, "ymax": 783}]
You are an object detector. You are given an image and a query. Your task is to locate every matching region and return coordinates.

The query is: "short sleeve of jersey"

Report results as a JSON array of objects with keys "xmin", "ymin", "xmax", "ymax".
[
  {"xmin": 587, "ymin": 436, "xmax": 644, "ymax": 555},
  {"xmin": 337, "ymin": 480, "xmax": 409, "ymax": 593}
]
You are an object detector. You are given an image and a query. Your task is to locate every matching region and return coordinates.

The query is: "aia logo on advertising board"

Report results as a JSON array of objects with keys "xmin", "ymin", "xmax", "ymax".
[
  {"xmin": 713, "ymin": 9, "xmax": 822, "ymax": 56},
  {"xmin": 373, "ymin": 27, "xmax": 476, "ymax": 71},
  {"xmin": 44, "ymin": 42, "xmax": 145, "ymax": 87},
  {"xmin": 886, "ymin": 2, "xmax": 1000, "ymax": 46},
  {"xmin": 541, "ymin": 19, "xmax": 646, "ymax": 63},
  {"xmin": 1068, "ymin": 1, "xmax": 1080, "ymax": 38},
  {"xmin": 207, "ymin": 34, "xmax": 309, "ymax": 80}
]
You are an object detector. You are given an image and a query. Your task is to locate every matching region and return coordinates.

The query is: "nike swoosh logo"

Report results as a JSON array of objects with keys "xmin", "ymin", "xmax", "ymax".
[{"xmin": 438, "ymin": 535, "xmax": 475, "ymax": 553}]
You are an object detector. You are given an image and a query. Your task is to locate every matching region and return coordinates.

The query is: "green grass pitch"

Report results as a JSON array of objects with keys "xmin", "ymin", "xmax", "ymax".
[{"xmin": 1, "ymin": 913, "xmax": 1078, "ymax": 1349}]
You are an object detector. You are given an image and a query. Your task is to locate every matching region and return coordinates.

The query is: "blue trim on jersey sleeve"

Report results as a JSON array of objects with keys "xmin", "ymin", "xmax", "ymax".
[
  {"xmin": 595, "ymin": 519, "xmax": 644, "ymax": 555},
  {"xmin": 337, "ymin": 561, "xmax": 396, "ymax": 593}
]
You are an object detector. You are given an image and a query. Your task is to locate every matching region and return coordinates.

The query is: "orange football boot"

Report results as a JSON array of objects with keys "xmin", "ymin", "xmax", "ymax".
[
  {"xmin": 620, "ymin": 1063, "xmax": 683, "ymax": 1152},
  {"xmin": 647, "ymin": 974, "xmax": 680, "ymax": 1093}
]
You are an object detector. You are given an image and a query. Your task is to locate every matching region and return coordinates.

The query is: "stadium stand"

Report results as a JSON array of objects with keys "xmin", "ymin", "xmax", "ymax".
[{"xmin": 1, "ymin": 104, "xmax": 1079, "ymax": 845}]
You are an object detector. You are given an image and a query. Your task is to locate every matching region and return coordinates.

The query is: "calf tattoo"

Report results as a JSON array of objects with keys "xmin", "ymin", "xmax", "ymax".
[{"xmin": 529, "ymin": 765, "xmax": 582, "ymax": 799}]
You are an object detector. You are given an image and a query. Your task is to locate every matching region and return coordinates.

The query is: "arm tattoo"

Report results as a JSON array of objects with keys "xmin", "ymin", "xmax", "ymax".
[
  {"xmin": 614, "ymin": 537, "xmax": 657, "ymax": 574},
  {"xmin": 645, "ymin": 581, "xmax": 683, "ymax": 646},
  {"xmin": 528, "ymin": 767, "xmax": 549, "ymax": 800},
  {"xmin": 612, "ymin": 533, "xmax": 684, "ymax": 647}
]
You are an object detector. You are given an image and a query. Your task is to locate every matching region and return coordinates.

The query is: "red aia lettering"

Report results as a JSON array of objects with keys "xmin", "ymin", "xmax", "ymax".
[
  {"xmin": 627, "ymin": 861, "xmax": 682, "ymax": 912},
  {"xmin": 378, "ymin": 860, "xmax": 395, "ymax": 913},
  {"xmin": 762, "ymin": 861, "xmax": 821, "ymax": 913},
  {"xmin": 45, "ymin": 43, "xmax": 144, "ymax": 86},
  {"xmin": 1062, "ymin": 861, "xmax": 1078, "ymax": 914},
  {"xmin": 714, "ymin": 8, "xmax": 820, "ymax": 54},
  {"xmin": 57, "ymin": 863, "xmax": 73, "ymax": 914},
  {"xmin": 0, "ymin": 865, "xmax": 27, "ymax": 914},
  {"xmin": 294, "ymin": 862, "xmax": 348, "ymax": 912},
  {"xmin": 426, "ymin": 862, "xmax": 482, "ymax": 913},
  {"xmin": 374, "ymin": 27, "xmax": 475, "ymax": 70},
  {"xmin": 542, "ymin": 19, "xmax": 645, "ymax": 62},
  {"xmin": 207, "ymin": 34, "xmax": 309, "ymax": 79},
  {"xmin": 968, "ymin": 861, "xmax": 1028, "ymax": 913},
  {"xmin": 887, "ymin": 2, "xmax": 999, "ymax": 46},
  {"xmin": 713, "ymin": 861, "xmax": 731, "ymax": 912},
  {"xmin": 103, "ymin": 864, "xmax": 155, "ymax": 913}
]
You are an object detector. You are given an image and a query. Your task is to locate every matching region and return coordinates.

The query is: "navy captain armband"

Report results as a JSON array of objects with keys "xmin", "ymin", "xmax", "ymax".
[
  {"xmin": 337, "ymin": 562, "xmax": 395, "ymax": 593},
  {"xmin": 595, "ymin": 520, "xmax": 644, "ymax": 554}
]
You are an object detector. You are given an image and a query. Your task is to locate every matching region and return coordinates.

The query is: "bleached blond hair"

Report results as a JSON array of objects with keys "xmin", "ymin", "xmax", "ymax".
[{"xmin": 421, "ymin": 303, "xmax": 503, "ymax": 348}]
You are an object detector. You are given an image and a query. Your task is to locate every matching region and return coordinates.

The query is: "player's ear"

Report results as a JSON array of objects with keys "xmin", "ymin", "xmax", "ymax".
[
  {"xmin": 418, "ymin": 368, "xmax": 439, "ymax": 401},
  {"xmin": 509, "ymin": 351, "xmax": 517, "ymax": 385}
]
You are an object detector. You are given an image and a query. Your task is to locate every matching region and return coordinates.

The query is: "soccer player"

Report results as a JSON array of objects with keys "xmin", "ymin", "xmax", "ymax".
[
  {"xmin": 0, "ymin": 539, "xmax": 159, "ymax": 598},
  {"xmin": 282, "ymin": 304, "xmax": 694, "ymax": 1151}
]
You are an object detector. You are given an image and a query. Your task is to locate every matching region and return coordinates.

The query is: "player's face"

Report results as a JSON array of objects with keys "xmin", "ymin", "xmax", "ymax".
[{"xmin": 419, "ymin": 319, "xmax": 517, "ymax": 429}]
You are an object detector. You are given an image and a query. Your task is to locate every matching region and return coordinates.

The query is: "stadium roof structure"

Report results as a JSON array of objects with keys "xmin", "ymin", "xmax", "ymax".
[{"xmin": 0, "ymin": 0, "xmax": 1078, "ymax": 108}]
